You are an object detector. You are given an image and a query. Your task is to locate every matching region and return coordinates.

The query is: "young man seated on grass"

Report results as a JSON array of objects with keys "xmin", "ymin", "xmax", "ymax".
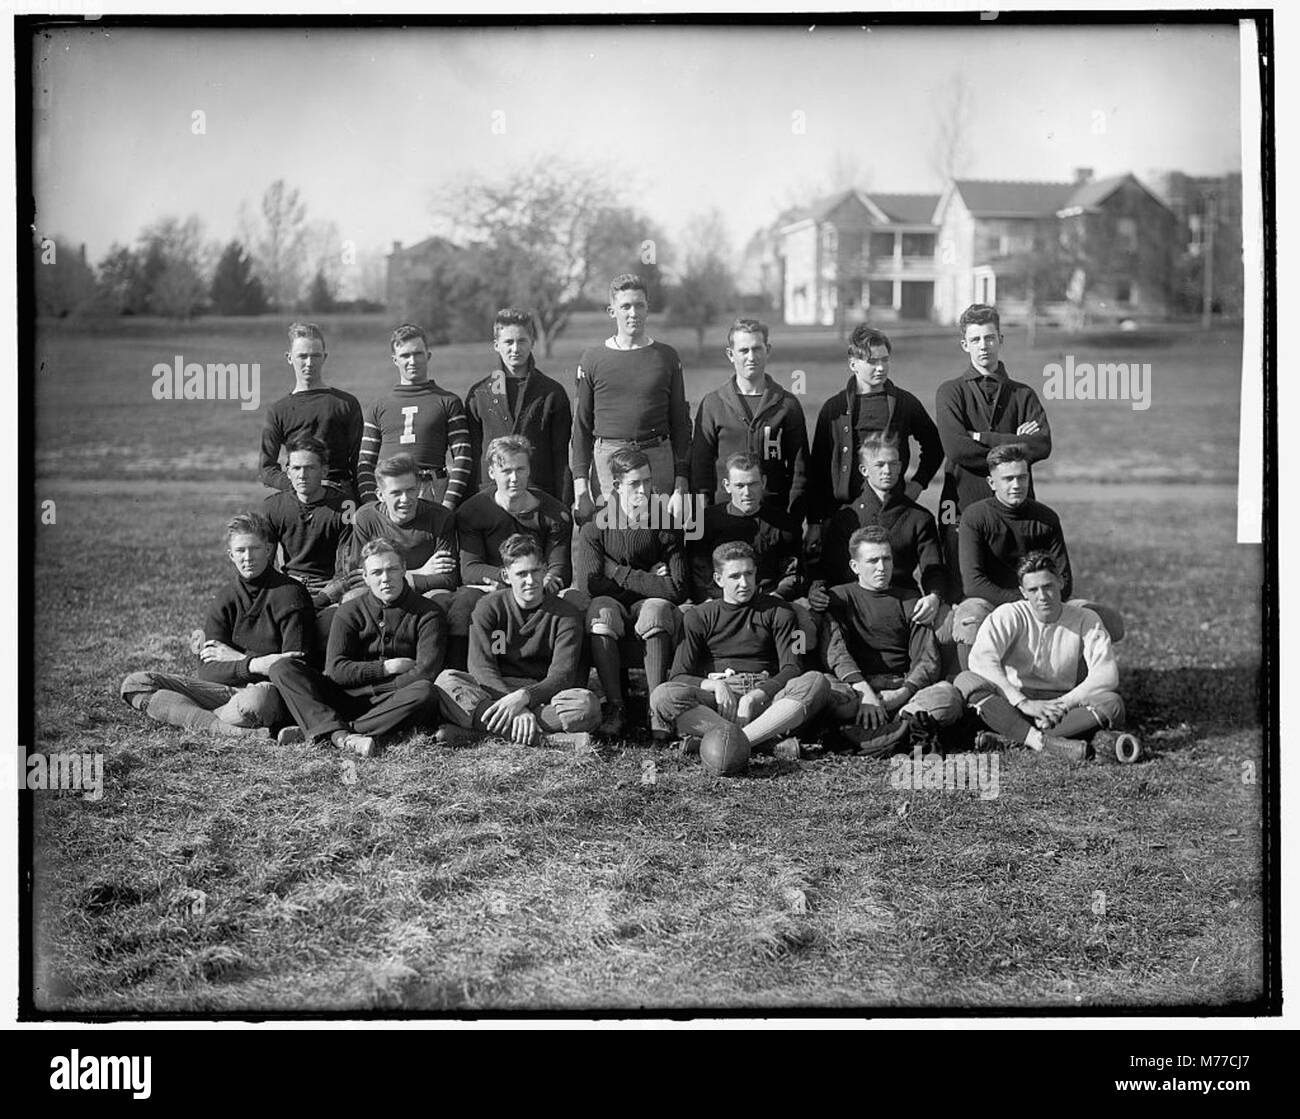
[
  {"xmin": 954, "ymin": 551, "xmax": 1128, "ymax": 763},
  {"xmin": 445, "ymin": 435, "xmax": 573, "ymax": 669},
  {"xmin": 262, "ymin": 435, "xmax": 359, "ymax": 654},
  {"xmin": 464, "ymin": 307, "xmax": 573, "ymax": 504},
  {"xmin": 357, "ymin": 322, "xmax": 475, "ymax": 511},
  {"xmin": 267, "ymin": 538, "xmax": 445, "ymax": 757},
  {"xmin": 434, "ymin": 534, "xmax": 601, "ymax": 748},
  {"xmin": 688, "ymin": 317, "xmax": 809, "ymax": 519},
  {"xmin": 688, "ymin": 452, "xmax": 815, "ymax": 651},
  {"xmin": 953, "ymin": 443, "xmax": 1124, "ymax": 668},
  {"xmin": 571, "ymin": 447, "xmax": 688, "ymax": 737},
  {"xmin": 348, "ymin": 453, "xmax": 459, "ymax": 616},
  {"xmin": 650, "ymin": 541, "xmax": 830, "ymax": 760},
  {"xmin": 120, "ymin": 512, "xmax": 312, "ymax": 740},
  {"xmin": 819, "ymin": 527, "xmax": 962, "ymax": 757}
]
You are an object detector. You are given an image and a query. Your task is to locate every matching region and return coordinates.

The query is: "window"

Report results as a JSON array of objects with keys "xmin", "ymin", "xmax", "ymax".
[
  {"xmin": 839, "ymin": 231, "xmax": 864, "ymax": 260},
  {"xmin": 821, "ymin": 226, "xmax": 838, "ymax": 254},
  {"xmin": 868, "ymin": 280, "xmax": 894, "ymax": 308},
  {"xmin": 901, "ymin": 232, "xmax": 936, "ymax": 257},
  {"xmin": 1117, "ymin": 217, "xmax": 1138, "ymax": 252},
  {"xmin": 870, "ymin": 232, "xmax": 895, "ymax": 259},
  {"xmin": 1115, "ymin": 280, "xmax": 1132, "ymax": 302}
]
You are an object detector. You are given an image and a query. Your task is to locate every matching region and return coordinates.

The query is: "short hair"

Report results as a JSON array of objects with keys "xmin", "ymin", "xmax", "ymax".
[
  {"xmin": 724, "ymin": 451, "xmax": 763, "ymax": 477},
  {"xmin": 500, "ymin": 532, "xmax": 544, "ymax": 568},
  {"xmin": 493, "ymin": 307, "xmax": 537, "ymax": 340},
  {"xmin": 1017, "ymin": 550, "xmax": 1060, "ymax": 583},
  {"xmin": 847, "ymin": 324, "xmax": 892, "ymax": 360},
  {"xmin": 286, "ymin": 434, "xmax": 329, "ymax": 465},
  {"xmin": 360, "ymin": 538, "xmax": 404, "ymax": 567},
  {"xmin": 608, "ymin": 273, "xmax": 648, "ymax": 303},
  {"xmin": 226, "ymin": 511, "xmax": 273, "ymax": 546},
  {"xmin": 609, "ymin": 447, "xmax": 651, "ymax": 485},
  {"xmin": 389, "ymin": 323, "xmax": 429, "ymax": 352},
  {"xmin": 712, "ymin": 540, "xmax": 756, "ymax": 573},
  {"xmin": 858, "ymin": 431, "xmax": 901, "ymax": 466},
  {"xmin": 376, "ymin": 453, "xmax": 419, "ymax": 483},
  {"xmin": 986, "ymin": 443, "xmax": 1030, "ymax": 473},
  {"xmin": 487, "ymin": 435, "xmax": 533, "ymax": 470},
  {"xmin": 959, "ymin": 303, "xmax": 1001, "ymax": 335},
  {"xmin": 287, "ymin": 321, "xmax": 325, "ymax": 347},
  {"xmin": 849, "ymin": 525, "xmax": 892, "ymax": 556},
  {"xmin": 726, "ymin": 317, "xmax": 770, "ymax": 347}
]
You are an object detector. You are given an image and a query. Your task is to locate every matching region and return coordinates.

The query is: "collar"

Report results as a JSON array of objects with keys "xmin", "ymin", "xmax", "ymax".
[
  {"xmin": 844, "ymin": 376, "xmax": 895, "ymax": 403},
  {"xmin": 963, "ymin": 362, "xmax": 1008, "ymax": 383},
  {"xmin": 605, "ymin": 336, "xmax": 654, "ymax": 351}
]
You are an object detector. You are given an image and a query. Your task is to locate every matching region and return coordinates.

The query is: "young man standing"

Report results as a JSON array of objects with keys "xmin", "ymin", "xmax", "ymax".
[
  {"xmin": 435, "ymin": 534, "xmax": 601, "ymax": 747},
  {"xmin": 934, "ymin": 303, "xmax": 1052, "ymax": 596},
  {"xmin": 572, "ymin": 274, "xmax": 691, "ymax": 524},
  {"xmin": 268, "ymin": 539, "xmax": 445, "ymax": 757},
  {"xmin": 955, "ymin": 552, "xmax": 1127, "ymax": 763},
  {"xmin": 464, "ymin": 308, "xmax": 573, "ymax": 503},
  {"xmin": 650, "ymin": 542, "xmax": 830, "ymax": 758},
  {"xmin": 120, "ymin": 512, "xmax": 312, "ymax": 739},
  {"xmin": 689, "ymin": 318, "xmax": 809, "ymax": 518},
  {"xmin": 572, "ymin": 448, "xmax": 688, "ymax": 736},
  {"xmin": 259, "ymin": 321, "xmax": 364, "ymax": 501},
  {"xmin": 806, "ymin": 324, "xmax": 942, "ymax": 534},
  {"xmin": 820, "ymin": 527, "xmax": 963, "ymax": 756},
  {"xmin": 357, "ymin": 323, "xmax": 475, "ymax": 510}
]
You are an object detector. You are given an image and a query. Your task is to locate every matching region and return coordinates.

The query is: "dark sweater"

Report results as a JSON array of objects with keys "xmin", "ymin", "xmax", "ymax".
[
  {"xmin": 200, "ymin": 567, "xmax": 316, "ymax": 686},
  {"xmin": 808, "ymin": 378, "xmax": 943, "ymax": 522},
  {"xmin": 668, "ymin": 595, "xmax": 802, "ymax": 697},
  {"xmin": 263, "ymin": 488, "xmax": 353, "ymax": 597},
  {"xmin": 357, "ymin": 382, "xmax": 474, "ymax": 509},
  {"xmin": 689, "ymin": 375, "xmax": 810, "ymax": 518},
  {"xmin": 572, "ymin": 520, "xmax": 687, "ymax": 607},
  {"xmin": 958, "ymin": 496, "xmax": 1073, "ymax": 604},
  {"xmin": 464, "ymin": 358, "xmax": 573, "ymax": 502},
  {"xmin": 572, "ymin": 341, "xmax": 690, "ymax": 479},
  {"xmin": 325, "ymin": 585, "xmax": 446, "ymax": 697},
  {"xmin": 259, "ymin": 387, "xmax": 364, "ymax": 496},
  {"xmin": 468, "ymin": 589, "xmax": 585, "ymax": 706},
  {"xmin": 351, "ymin": 499, "xmax": 459, "ymax": 594},
  {"xmin": 935, "ymin": 363, "xmax": 1052, "ymax": 514},
  {"xmin": 689, "ymin": 503, "xmax": 804, "ymax": 603},
  {"xmin": 815, "ymin": 485, "xmax": 947, "ymax": 599},
  {"xmin": 454, "ymin": 488, "xmax": 573, "ymax": 588},
  {"xmin": 820, "ymin": 583, "xmax": 939, "ymax": 697}
]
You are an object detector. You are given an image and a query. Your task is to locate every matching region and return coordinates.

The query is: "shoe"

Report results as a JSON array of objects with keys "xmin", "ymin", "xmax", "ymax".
[
  {"xmin": 1039, "ymin": 733, "xmax": 1088, "ymax": 764},
  {"xmin": 905, "ymin": 711, "xmax": 942, "ymax": 755},
  {"xmin": 331, "ymin": 730, "xmax": 376, "ymax": 758},
  {"xmin": 545, "ymin": 731, "xmax": 594, "ymax": 752},
  {"xmin": 678, "ymin": 735, "xmax": 701, "ymax": 757},
  {"xmin": 773, "ymin": 736, "xmax": 802, "ymax": 761},
  {"xmin": 973, "ymin": 730, "xmax": 1016, "ymax": 753},
  {"xmin": 598, "ymin": 703, "xmax": 627, "ymax": 738},
  {"xmin": 1089, "ymin": 729, "xmax": 1143, "ymax": 764},
  {"xmin": 276, "ymin": 725, "xmax": 306, "ymax": 746},
  {"xmin": 434, "ymin": 724, "xmax": 481, "ymax": 747}
]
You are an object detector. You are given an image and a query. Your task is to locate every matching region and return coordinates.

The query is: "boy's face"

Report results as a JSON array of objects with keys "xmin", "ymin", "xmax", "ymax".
[
  {"xmin": 286, "ymin": 336, "xmax": 327, "ymax": 387},
  {"xmin": 988, "ymin": 460, "xmax": 1030, "ymax": 508},
  {"xmin": 608, "ymin": 288, "xmax": 649, "ymax": 339},
  {"xmin": 714, "ymin": 558, "xmax": 758, "ymax": 605},
  {"xmin": 489, "ymin": 451, "xmax": 531, "ymax": 499},
  {"xmin": 723, "ymin": 466, "xmax": 765, "ymax": 515},
  {"xmin": 961, "ymin": 323, "xmax": 1002, "ymax": 374},
  {"xmin": 614, "ymin": 464, "xmax": 654, "ymax": 519},
  {"xmin": 503, "ymin": 553, "xmax": 546, "ymax": 609},
  {"xmin": 228, "ymin": 532, "xmax": 273, "ymax": 581},
  {"xmin": 379, "ymin": 472, "xmax": 420, "ymax": 525},
  {"xmin": 364, "ymin": 550, "xmax": 406, "ymax": 605},
  {"xmin": 493, "ymin": 324, "xmax": 534, "ymax": 373},
  {"xmin": 1020, "ymin": 568, "xmax": 1063, "ymax": 622},
  {"xmin": 726, "ymin": 331, "xmax": 770, "ymax": 380},
  {"xmin": 392, "ymin": 337, "xmax": 430, "ymax": 384},
  {"xmin": 849, "ymin": 344, "xmax": 891, "ymax": 391},
  {"xmin": 287, "ymin": 450, "xmax": 326, "ymax": 503},
  {"xmin": 859, "ymin": 448, "xmax": 902, "ymax": 493},
  {"xmin": 850, "ymin": 541, "xmax": 894, "ymax": 591}
]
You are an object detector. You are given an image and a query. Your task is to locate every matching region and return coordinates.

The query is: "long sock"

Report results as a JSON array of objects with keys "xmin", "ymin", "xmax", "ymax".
[
  {"xmin": 445, "ymin": 636, "xmax": 469, "ymax": 672},
  {"xmin": 955, "ymin": 643, "xmax": 971, "ymax": 672},
  {"xmin": 145, "ymin": 692, "xmax": 266, "ymax": 738},
  {"xmin": 1052, "ymin": 706, "xmax": 1101, "ymax": 739},
  {"xmin": 642, "ymin": 633, "xmax": 671, "ymax": 694},
  {"xmin": 969, "ymin": 693, "xmax": 1033, "ymax": 744},
  {"xmin": 743, "ymin": 697, "xmax": 808, "ymax": 748},
  {"xmin": 590, "ymin": 634, "xmax": 624, "ymax": 706}
]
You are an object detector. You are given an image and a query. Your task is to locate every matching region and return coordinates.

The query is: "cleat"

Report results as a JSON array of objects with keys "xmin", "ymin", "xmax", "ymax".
[
  {"xmin": 773, "ymin": 736, "xmax": 802, "ymax": 760},
  {"xmin": 598, "ymin": 703, "xmax": 627, "ymax": 738},
  {"xmin": 974, "ymin": 730, "xmax": 1016, "ymax": 753},
  {"xmin": 1039, "ymin": 733, "xmax": 1088, "ymax": 764},
  {"xmin": 276, "ymin": 725, "xmax": 306, "ymax": 746},
  {"xmin": 545, "ymin": 731, "xmax": 594, "ymax": 752},
  {"xmin": 677, "ymin": 734, "xmax": 701, "ymax": 757},
  {"xmin": 434, "ymin": 724, "xmax": 482, "ymax": 747}
]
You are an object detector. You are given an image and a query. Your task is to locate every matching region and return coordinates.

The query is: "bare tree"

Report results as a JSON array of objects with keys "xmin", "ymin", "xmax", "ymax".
[
  {"xmin": 241, "ymin": 180, "xmax": 309, "ymax": 312},
  {"xmin": 668, "ymin": 210, "xmax": 738, "ymax": 357},
  {"xmin": 929, "ymin": 74, "xmax": 973, "ymax": 186}
]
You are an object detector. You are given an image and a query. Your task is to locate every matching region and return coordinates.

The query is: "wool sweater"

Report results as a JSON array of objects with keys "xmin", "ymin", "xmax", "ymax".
[
  {"xmin": 259, "ymin": 387, "xmax": 364, "ymax": 496},
  {"xmin": 815, "ymin": 485, "xmax": 947, "ymax": 599},
  {"xmin": 668, "ymin": 595, "xmax": 803, "ymax": 697},
  {"xmin": 572, "ymin": 520, "xmax": 687, "ymax": 607},
  {"xmin": 820, "ymin": 583, "xmax": 939, "ymax": 696},
  {"xmin": 325, "ymin": 585, "xmax": 446, "ymax": 697},
  {"xmin": 453, "ymin": 488, "xmax": 573, "ymax": 588},
  {"xmin": 958, "ymin": 496, "xmax": 1073, "ymax": 604},
  {"xmin": 688, "ymin": 503, "xmax": 804, "ymax": 603},
  {"xmin": 200, "ymin": 567, "xmax": 316, "ymax": 686},
  {"xmin": 467, "ymin": 589, "xmax": 585, "ymax": 706}
]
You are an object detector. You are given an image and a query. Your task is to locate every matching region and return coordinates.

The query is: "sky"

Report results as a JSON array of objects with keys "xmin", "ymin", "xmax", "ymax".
[{"xmin": 30, "ymin": 20, "xmax": 1244, "ymax": 277}]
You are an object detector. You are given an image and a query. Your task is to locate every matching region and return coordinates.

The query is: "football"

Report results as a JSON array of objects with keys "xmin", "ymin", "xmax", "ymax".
[{"xmin": 700, "ymin": 724, "xmax": 751, "ymax": 777}]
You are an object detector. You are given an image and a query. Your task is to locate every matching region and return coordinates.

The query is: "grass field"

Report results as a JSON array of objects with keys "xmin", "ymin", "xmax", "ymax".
[{"xmin": 26, "ymin": 315, "xmax": 1266, "ymax": 1013}]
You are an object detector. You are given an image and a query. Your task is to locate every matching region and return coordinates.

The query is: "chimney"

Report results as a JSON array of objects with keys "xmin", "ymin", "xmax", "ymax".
[
  {"xmin": 391, "ymin": 240, "xmax": 403, "ymax": 255},
  {"xmin": 1073, "ymin": 167, "xmax": 1094, "ymax": 185}
]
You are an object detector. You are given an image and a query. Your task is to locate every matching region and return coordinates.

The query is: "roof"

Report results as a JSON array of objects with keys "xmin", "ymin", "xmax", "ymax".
[
  {"xmin": 869, "ymin": 193, "xmax": 942, "ymax": 224},
  {"xmin": 1061, "ymin": 173, "xmax": 1131, "ymax": 211},
  {"xmin": 951, "ymin": 179, "xmax": 1077, "ymax": 218},
  {"xmin": 776, "ymin": 188, "xmax": 941, "ymax": 230}
]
